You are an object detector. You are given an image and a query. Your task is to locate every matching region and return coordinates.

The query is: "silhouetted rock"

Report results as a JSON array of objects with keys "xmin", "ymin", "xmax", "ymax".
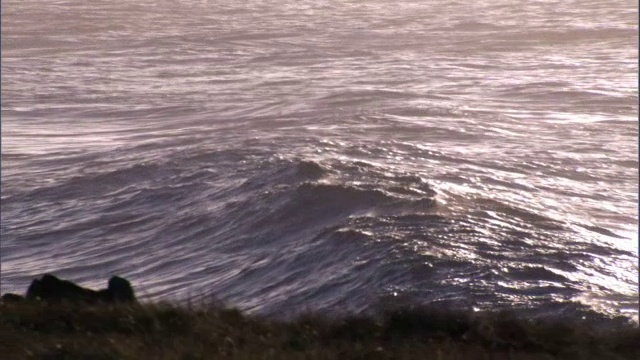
[
  {"xmin": 24, "ymin": 274, "xmax": 136, "ymax": 304},
  {"xmin": 1, "ymin": 293, "xmax": 25, "ymax": 303},
  {"xmin": 26, "ymin": 274, "xmax": 95, "ymax": 303},
  {"xmin": 107, "ymin": 276, "xmax": 135, "ymax": 302}
]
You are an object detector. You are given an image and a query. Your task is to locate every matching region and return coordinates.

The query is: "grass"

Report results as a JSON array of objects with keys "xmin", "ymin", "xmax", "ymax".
[{"xmin": 0, "ymin": 300, "xmax": 638, "ymax": 359}]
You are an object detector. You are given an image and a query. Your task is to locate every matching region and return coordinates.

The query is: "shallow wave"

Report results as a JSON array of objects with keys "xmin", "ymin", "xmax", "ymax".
[{"xmin": 2, "ymin": 148, "xmax": 637, "ymax": 321}]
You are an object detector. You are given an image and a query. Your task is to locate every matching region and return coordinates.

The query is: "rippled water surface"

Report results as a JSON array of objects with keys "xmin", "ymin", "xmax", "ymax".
[{"xmin": 2, "ymin": 0, "xmax": 638, "ymax": 322}]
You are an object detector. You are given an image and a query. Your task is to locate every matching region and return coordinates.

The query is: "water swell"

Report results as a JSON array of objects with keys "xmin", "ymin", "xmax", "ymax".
[
  {"xmin": 2, "ymin": 0, "xmax": 637, "ymax": 324},
  {"xmin": 2, "ymin": 130, "xmax": 637, "ymax": 322}
]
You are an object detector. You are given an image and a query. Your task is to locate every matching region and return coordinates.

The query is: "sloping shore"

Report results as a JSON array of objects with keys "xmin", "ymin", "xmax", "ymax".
[{"xmin": 1, "ymin": 300, "xmax": 637, "ymax": 360}]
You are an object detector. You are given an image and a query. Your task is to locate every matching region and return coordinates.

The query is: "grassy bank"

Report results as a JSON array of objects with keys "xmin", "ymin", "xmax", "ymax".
[{"xmin": 1, "ymin": 301, "xmax": 638, "ymax": 359}]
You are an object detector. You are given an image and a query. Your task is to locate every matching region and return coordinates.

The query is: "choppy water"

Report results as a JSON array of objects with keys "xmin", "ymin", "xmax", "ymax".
[{"xmin": 1, "ymin": 0, "xmax": 638, "ymax": 322}]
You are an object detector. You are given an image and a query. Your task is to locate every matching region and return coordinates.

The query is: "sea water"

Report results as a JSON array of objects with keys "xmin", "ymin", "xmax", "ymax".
[{"xmin": 1, "ymin": 0, "xmax": 637, "ymax": 323}]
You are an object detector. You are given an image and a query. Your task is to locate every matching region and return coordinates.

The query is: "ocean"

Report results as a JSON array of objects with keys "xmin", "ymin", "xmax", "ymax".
[{"xmin": 1, "ymin": 0, "xmax": 638, "ymax": 323}]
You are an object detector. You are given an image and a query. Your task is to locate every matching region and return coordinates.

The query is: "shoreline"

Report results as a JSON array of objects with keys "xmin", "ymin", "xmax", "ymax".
[{"xmin": 1, "ymin": 298, "xmax": 638, "ymax": 360}]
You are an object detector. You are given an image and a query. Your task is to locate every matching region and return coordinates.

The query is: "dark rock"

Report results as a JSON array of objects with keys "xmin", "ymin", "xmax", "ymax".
[
  {"xmin": 108, "ymin": 276, "xmax": 135, "ymax": 303},
  {"xmin": 26, "ymin": 274, "xmax": 98, "ymax": 303},
  {"xmin": 25, "ymin": 274, "xmax": 136, "ymax": 304},
  {"xmin": 1, "ymin": 293, "xmax": 25, "ymax": 303}
]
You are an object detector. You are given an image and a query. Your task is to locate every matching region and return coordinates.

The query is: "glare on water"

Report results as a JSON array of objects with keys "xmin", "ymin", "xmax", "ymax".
[{"xmin": 1, "ymin": 0, "xmax": 637, "ymax": 321}]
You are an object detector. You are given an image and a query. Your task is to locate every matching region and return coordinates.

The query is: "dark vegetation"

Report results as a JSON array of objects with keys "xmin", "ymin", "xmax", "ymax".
[
  {"xmin": 1, "ymin": 275, "xmax": 637, "ymax": 359},
  {"xmin": 1, "ymin": 300, "xmax": 638, "ymax": 360}
]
